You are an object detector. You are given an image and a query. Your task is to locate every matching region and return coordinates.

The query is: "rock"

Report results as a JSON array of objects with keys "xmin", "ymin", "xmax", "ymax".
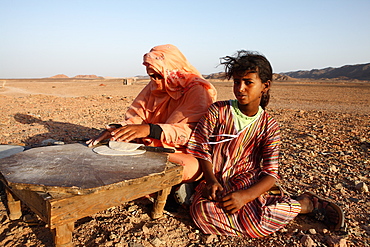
[
  {"xmin": 355, "ymin": 181, "xmax": 368, "ymax": 192},
  {"xmin": 142, "ymin": 225, "xmax": 150, "ymax": 234},
  {"xmin": 326, "ymin": 235, "xmax": 347, "ymax": 247},
  {"xmin": 330, "ymin": 165, "xmax": 339, "ymax": 173},
  {"xmin": 308, "ymin": 228, "xmax": 317, "ymax": 235},
  {"xmin": 150, "ymin": 237, "xmax": 163, "ymax": 247},
  {"xmin": 23, "ymin": 214, "xmax": 38, "ymax": 223},
  {"xmin": 41, "ymin": 139, "xmax": 65, "ymax": 146},
  {"xmin": 128, "ymin": 242, "xmax": 144, "ymax": 247},
  {"xmin": 188, "ymin": 232, "xmax": 197, "ymax": 240},
  {"xmin": 204, "ymin": 234, "xmax": 218, "ymax": 244},
  {"xmin": 280, "ymin": 228, "xmax": 288, "ymax": 233},
  {"xmin": 335, "ymin": 183, "xmax": 344, "ymax": 190},
  {"xmin": 0, "ymin": 215, "xmax": 7, "ymax": 224},
  {"xmin": 301, "ymin": 234, "xmax": 317, "ymax": 247}
]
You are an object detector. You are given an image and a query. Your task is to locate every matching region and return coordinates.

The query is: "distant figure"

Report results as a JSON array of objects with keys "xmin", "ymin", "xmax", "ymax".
[
  {"xmin": 87, "ymin": 44, "xmax": 217, "ymax": 182},
  {"xmin": 187, "ymin": 50, "xmax": 345, "ymax": 237},
  {"xmin": 0, "ymin": 80, "xmax": 5, "ymax": 88}
]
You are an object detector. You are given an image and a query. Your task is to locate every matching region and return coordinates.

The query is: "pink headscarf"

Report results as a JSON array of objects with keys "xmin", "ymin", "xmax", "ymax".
[
  {"xmin": 143, "ymin": 44, "xmax": 216, "ymax": 103},
  {"xmin": 124, "ymin": 44, "xmax": 217, "ymax": 123}
]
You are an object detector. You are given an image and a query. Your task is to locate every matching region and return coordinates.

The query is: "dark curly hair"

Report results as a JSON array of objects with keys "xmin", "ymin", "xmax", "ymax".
[{"xmin": 220, "ymin": 50, "xmax": 273, "ymax": 109}]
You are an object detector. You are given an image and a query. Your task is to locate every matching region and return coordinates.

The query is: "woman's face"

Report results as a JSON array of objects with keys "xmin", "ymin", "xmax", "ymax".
[{"xmin": 146, "ymin": 67, "xmax": 164, "ymax": 81}]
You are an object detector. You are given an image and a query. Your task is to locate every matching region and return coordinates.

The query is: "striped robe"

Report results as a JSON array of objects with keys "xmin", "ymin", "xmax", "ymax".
[{"xmin": 187, "ymin": 101, "xmax": 301, "ymax": 238}]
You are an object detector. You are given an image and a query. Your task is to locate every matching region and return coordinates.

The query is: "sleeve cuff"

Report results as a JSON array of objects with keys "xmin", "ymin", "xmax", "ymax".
[{"xmin": 148, "ymin": 124, "xmax": 163, "ymax": 139}]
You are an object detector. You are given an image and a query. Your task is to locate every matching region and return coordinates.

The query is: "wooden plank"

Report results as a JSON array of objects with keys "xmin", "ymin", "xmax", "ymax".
[
  {"xmin": 48, "ymin": 165, "xmax": 182, "ymax": 227},
  {"xmin": 152, "ymin": 187, "xmax": 171, "ymax": 219},
  {"xmin": 8, "ymin": 188, "xmax": 51, "ymax": 223},
  {"xmin": 53, "ymin": 222, "xmax": 74, "ymax": 247},
  {"xmin": 5, "ymin": 188, "xmax": 22, "ymax": 220}
]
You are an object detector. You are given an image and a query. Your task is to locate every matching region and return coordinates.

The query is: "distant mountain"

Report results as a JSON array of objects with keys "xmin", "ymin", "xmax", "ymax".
[
  {"xmin": 50, "ymin": 74, "xmax": 69, "ymax": 78},
  {"xmin": 203, "ymin": 72, "xmax": 225, "ymax": 80},
  {"xmin": 73, "ymin": 75, "xmax": 104, "ymax": 79},
  {"xmin": 204, "ymin": 72, "xmax": 294, "ymax": 81},
  {"xmin": 282, "ymin": 63, "xmax": 370, "ymax": 81}
]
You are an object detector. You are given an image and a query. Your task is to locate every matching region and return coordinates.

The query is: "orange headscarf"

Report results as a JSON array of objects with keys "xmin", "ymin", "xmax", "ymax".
[{"xmin": 124, "ymin": 44, "xmax": 217, "ymax": 125}]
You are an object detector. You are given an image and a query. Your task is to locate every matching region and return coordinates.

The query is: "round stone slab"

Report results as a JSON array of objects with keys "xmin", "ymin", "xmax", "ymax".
[{"xmin": 0, "ymin": 143, "xmax": 169, "ymax": 194}]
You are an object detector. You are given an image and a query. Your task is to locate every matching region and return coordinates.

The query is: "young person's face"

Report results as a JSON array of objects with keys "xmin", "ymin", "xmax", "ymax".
[{"xmin": 233, "ymin": 70, "xmax": 270, "ymax": 115}]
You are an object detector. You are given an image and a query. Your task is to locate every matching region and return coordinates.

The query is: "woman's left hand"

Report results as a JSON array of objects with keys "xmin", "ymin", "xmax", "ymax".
[
  {"xmin": 219, "ymin": 190, "xmax": 254, "ymax": 214},
  {"xmin": 111, "ymin": 124, "xmax": 150, "ymax": 142}
]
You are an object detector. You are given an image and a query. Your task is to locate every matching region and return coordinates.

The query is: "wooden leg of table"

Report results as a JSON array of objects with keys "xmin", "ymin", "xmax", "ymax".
[
  {"xmin": 5, "ymin": 189, "xmax": 22, "ymax": 220},
  {"xmin": 53, "ymin": 222, "xmax": 74, "ymax": 247},
  {"xmin": 151, "ymin": 187, "xmax": 171, "ymax": 219}
]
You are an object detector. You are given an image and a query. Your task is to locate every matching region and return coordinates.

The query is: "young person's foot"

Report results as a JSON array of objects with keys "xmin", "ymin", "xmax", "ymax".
[{"xmin": 297, "ymin": 191, "xmax": 346, "ymax": 232}]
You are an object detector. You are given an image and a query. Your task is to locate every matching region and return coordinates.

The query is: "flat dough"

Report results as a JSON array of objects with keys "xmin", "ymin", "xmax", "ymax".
[
  {"xmin": 93, "ymin": 145, "xmax": 146, "ymax": 156},
  {"xmin": 108, "ymin": 141, "xmax": 144, "ymax": 151}
]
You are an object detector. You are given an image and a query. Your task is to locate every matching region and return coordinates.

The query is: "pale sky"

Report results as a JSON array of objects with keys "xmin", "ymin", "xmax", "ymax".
[{"xmin": 1, "ymin": 0, "xmax": 369, "ymax": 78}]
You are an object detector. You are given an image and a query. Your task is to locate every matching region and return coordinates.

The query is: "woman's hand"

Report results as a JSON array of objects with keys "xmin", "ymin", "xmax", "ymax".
[
  {"xmin": 202, "ymin": 180, "xmax": 224, "ymax": 201},
  {"xmin": 219, "ymin": 190, "xmax": 254, "ymax": 214},
  {"xmin": 111, "ymin": 124, "xmax": 150, "ymax": 142},
  {"xmin": 86, "ymin": 125, "xmax": 117, "ymax": 147}
]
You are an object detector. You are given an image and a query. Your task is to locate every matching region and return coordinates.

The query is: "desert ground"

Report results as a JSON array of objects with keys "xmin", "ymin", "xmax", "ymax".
[{"xmin": 0, "ymin": 78, "xmax": 369, "ymax": 246}]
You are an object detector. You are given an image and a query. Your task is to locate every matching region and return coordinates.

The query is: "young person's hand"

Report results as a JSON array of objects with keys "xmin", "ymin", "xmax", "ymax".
[
  {"xmin": 219, "ymin": 175, "xmax": 277, "ymax": 214},
  {"xmin": 202, "ymin": 180, "xmax": 224, "ymax": 201},
  {"xmin": 219, "ymin": 190, "xmax": 254, "ymax": 214},
  {"xmin": 111, "ymin": 124, "xmax": 150, "ymax": 142}
]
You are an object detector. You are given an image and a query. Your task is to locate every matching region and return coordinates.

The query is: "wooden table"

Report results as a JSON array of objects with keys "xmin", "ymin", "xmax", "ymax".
[{"xmin": 0, "ymin": 143, "xmax": 183, "ymax": 247}]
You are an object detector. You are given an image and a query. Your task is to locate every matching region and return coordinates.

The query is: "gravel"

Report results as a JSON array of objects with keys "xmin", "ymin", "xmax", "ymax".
[{"xmin": 0, "ymin": 80, "xmax": 369, "ymax": 246}]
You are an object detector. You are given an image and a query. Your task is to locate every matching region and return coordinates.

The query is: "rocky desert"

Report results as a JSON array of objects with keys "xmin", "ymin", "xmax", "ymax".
[{"xmin": 0, "ymin": 78, "xmax": 369, "ymax": 246}]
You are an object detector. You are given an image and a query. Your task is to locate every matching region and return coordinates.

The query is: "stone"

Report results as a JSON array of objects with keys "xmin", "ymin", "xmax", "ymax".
[
  {"xmin": 204, "ymin": 234, "xmax": 218, "ymax": 244},
  {"xmin": 301, "ymin": 234, "xmax": 317, "ymax": 247},
  {"xmin": 326, "ymin": 236, "xmax": 347, "ymax": 247},
  {"xmin": 41, "ymin": 139, "xmax": 65, "ymax": 146},
  {"xmin": 355, "ymin": 181, "xmax": 368, "ymax": 192},
  {"xmin": 142, "ymin": 225, "xmax": 150, "ymax": 234},
  {"xmin": 330, "ymin": 165, "xmax": 339, "ymax": 173},
  {"xmin": 150, "ymin": 238, "xmax": 163, "ymax": 247}
]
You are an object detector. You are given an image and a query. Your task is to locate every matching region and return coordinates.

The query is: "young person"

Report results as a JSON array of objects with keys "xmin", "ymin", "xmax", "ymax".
[{"xmin": 187, "ymin": 50, "xmax": 345, "ymax": 237}]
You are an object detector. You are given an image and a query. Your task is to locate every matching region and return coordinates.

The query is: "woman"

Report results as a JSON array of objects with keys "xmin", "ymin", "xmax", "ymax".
[{"xmin": 87, "ymin": 44, "xmax": 217, "ymax": 182}]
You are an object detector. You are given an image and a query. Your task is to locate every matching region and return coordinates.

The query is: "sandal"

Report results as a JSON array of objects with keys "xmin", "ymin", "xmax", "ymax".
[
  {"xmin": 174, "ymin": 182, "xmax": 196, "ymax": 206},
  {"xmin": 303, "ymin": 191, "xmax": 346, "ymax": 232}
]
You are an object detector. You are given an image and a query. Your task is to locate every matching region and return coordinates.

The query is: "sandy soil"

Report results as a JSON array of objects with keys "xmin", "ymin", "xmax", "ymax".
[{"xmin": 0, "ymin": 79, "xmax": 369, "ymax": 246}]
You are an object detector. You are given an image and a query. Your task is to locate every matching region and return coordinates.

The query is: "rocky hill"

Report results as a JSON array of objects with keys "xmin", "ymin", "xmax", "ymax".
[
  {"xmin": 282, "ymin": 63, "xmax": 370, "ymax": 81},
  {"xmin": 48, "ymin": 63, "xmax": 370, "ymax": 82},
  {"xmin": 203, "ymin": 72, "xmax": 225, "ymax": 80},
  {"xmin": 73, "ymin": 75, "xmax": 104, "ymax": 79},
  {"xmin": 204, "ymin": 72, "xmax": 294, "ymax": 81},
  {"xmin": 49, "ymin": 74, "xmax": 69, "ymax": 78}
]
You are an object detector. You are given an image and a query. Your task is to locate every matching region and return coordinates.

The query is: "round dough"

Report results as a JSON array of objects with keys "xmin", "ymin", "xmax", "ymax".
[
  {"xmin": 108, "ymin": 141, "xmax": 144, "ymax": 151},
  {"xmin": 93, "ymin": 145, "xmax": 146, "ymax": 156}
]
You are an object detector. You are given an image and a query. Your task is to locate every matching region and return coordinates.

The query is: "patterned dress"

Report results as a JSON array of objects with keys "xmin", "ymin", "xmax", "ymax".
[{"xmin": 187, "ymin": 100, "xmax": 301, "ymax": 238}]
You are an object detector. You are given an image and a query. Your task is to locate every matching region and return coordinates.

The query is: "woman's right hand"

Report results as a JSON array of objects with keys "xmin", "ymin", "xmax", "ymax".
[{"xmin": 86, "ymin": 126, "xmax": 117, "ymax": 147}]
